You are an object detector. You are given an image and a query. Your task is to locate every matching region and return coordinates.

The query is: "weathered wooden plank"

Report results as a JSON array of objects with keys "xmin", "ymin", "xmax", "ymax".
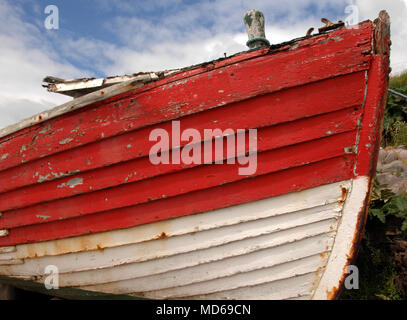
[
  {"xmin": 81, "ymin": 234, "xmax": 334, "ymax": 296},
  {"xmin": 0, "ymin": 131, "xmax": 356, "ymax": 230},
  {"xmin": 0, "ymin": 106, "xmax": 361, "ymax": 211},
  {"xmin": 314, "ymin": 56, "xmax": 391, "ymax": 299},
  {"xmin": 0, "ymin": 181, "xmax": 348, "ymax": 260},
  {"xmin": 355, "ymin": 58, "xmax": 390, "ymax": 177},
  {"xmin": 66, "ymin": 222, "xmax": 336, "ymax": 289},
  {"xmin": 122, "ymin": 254, "xmax": 328, "ymax": 298},
  {"xmin": 0, "ymin": 155, "xmax": 354, "ymax": 246},
  {"xmin": 1, "ymin": 206, "xmax": 341, "ymax": 276},
  {"xmin": 0, "ymin": 47, "xmax": 271, "ymax": 141},
  {"xmin": 0, "ymin": 72, "xmax": 365, "ymax": 195},
  {"xmin": 0, "ymin": 23, "xmax": 372, "ymax": 174},
  {"xmin": 182, "ymin": 272, "xmax": 317, "ymax": 300}
]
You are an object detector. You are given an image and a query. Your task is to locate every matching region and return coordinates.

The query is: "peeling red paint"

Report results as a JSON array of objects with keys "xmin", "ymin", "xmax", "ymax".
[
  {"xmin": 326, "ymin": 11, "xmax": 390, "ymax": 299},
  {"xmin": 0, "ymin": 23, "xmax": 373, "ymax": 174},
  {"xmin": 0, "ymin": 16, "xmax": 389, "ymax": 266}
]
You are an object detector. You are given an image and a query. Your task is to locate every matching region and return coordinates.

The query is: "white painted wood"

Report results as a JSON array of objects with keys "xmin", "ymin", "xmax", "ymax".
[
  {"xmin": 52, "ymin": 78, "xmax": 104, "ymax": 92},
  {"xmin": 0, "ymin": 230, "xmax": 8, "ymax": 237},
  {"xmin": 0, "ymin": 79, "xmax": 144, "ymax": 139},
  {"xmin": 131, "ymin": 255, "xmax": 326, "ymax": 299},
  {"xmin": 47, "ymin": 72, "xmax": 179, "ymax": 94},
  {"xmin": 90, "ymin": 234, "xmax": 333, "ymax": 297},
  {"xmin": 0, "ymin": 259, "xmax": 23, "ymax": 265},
  {"xmin": 0, "ymin": 246, "xmax": 15, "ymax": 254},
  {"xmin": 285, "ymin": 295, "xmax": 312, "ymax": 300},
  {"xmin": 0, "ymin": 204, "xmax": 339, "ymax": 272},
  {"xmin": 312, "ymin": 176, "xmax": 369, "ymax": 299},
  {"xmin": 73, "ymin": 224, "xmax": 335, "ymax": 292},
  {"xmin": 181, "ymin": 273, "xmax": 318, "ymax": 300},
  {"xmin": 0, "ymin": 180, "xmax": 356, "ymax": 299},
  {"xmin": 0, "ymin": 181, "xmax": 350, "ymax": 261}
]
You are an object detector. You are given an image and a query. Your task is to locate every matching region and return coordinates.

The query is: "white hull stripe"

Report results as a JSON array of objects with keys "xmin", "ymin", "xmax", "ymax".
[{"xmin": 0, "ymin": 179, "xmax": 368, "ymax": 300}]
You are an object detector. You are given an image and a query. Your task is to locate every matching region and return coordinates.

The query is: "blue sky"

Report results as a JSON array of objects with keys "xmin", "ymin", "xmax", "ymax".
[
  {"xmin": 1, "ymin": 0, "xmax": 406, "ymax": 129},
  {"xmin": 15, "ymin": 0, "xmax": 347, "ymax": 76}
]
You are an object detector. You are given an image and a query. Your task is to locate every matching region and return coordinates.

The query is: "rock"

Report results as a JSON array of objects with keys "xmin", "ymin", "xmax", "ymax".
[{"xmin": 377, "ymin": 147, "xmax": 407, "ymax": 195}]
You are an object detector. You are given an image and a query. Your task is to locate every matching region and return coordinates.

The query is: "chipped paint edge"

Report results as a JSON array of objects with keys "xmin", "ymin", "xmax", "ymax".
[
  {"xmin": 312, "ymin": 176, "xmax": 368, "ymax": 299},
  {"xmin": 0, "ymin": 19, "xmax": 374, "ymax": 141},
  {"xmin": 0, "ymin": 230, "xmax": 9, "ymax": 237}
]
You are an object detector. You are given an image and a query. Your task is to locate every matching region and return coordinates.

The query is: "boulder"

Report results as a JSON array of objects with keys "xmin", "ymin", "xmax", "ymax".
[{"xmin": 376, "ymin": 146, "xmax": 407, "ymax": 195}]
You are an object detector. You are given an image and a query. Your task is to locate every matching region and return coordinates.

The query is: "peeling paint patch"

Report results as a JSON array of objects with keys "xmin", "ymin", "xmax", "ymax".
[
  {"xmin": 39, "ymin": 123, "xmax": 51, "ymax": 134},
  {"xmin": 124, "ymin": 171, "xmax": 137, "ymax": 183},
  {"xmin": 57, "ymin": 177, "xmax": 84, "ymax": 189},
  {"xmin": 175, "ymin": 79, "xmax": 188, "ymax": 86},
  {"xmin": 36, "ymin": 215, "xmax": 51, "ymax": 221},
  {"xmin": 290, "ymin": 43, "xmax": 299, "ymax": 50},
  {"xmin": 59, "ymin": 138, "xmax": 74, "ymax": 145},
  {"xmin": 37, "ymin": 170, "xmax": 80, "ymax": 183},
  {"xmin": 344, "ymin": 146, "xmax": 357, "ymax": 154},
  {"xmin": 1, "ymin": 153, "xmax": 9, "ymax": 160},
  {"xmin": 166, "ymin": 79, "xmax": 188, "ymax": 89},
  {"xmin": 37, "ymin": 173, "xmax": 52, "ymax": 183},
  {"xmin": 20, "ymin": 144, "xmax": 26, "ymax": 154}
]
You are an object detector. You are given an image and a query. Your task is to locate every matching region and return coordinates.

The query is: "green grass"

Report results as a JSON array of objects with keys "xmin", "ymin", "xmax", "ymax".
[
  {"xmin": 383, "ymin": 72, "xmax": 407, "ymax": 147},
  {"xmin": 341, "ymin": 231, "xmax": 403, "ymax": 300},
  {"xmin": 391, "ymin": 121, "xmax": 407, "ymax": 147},
  {"xmin": 340, "ymin": 179, "xmax": 406, "ymax": 300},
  {"xmin": 389, "ymin": 71, "xmax": 407, "ymax": 88}
]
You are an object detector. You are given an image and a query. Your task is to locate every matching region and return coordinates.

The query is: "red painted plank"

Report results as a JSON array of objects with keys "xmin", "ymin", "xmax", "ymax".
[
  {"xmin": 0, "ymin": 155, "xmax": 355, "ymax": 246},
  {"xmin": 0, "ymin": 23, "xmax": 372, "ymax": 174},
  {"xmin": 0, "ymin": 72, "xmax": 365, "ymax": 195},
  {"xmin": 0, "ymin": 106, "xmax": 361, "ymax": 212},
  {"xmin": 355, "ymin": 55, "xmax": 390, "ymax": 177},
  {"xmin": 0, "ymin": 130, "xmax": 357, "ymax": 230}
]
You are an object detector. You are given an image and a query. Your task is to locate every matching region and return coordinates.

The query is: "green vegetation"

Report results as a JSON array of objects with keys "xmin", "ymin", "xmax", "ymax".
[
  {"xmin": 382, "ymin": 72, "xmax": 407, "ymax": 147},
  {"xmin": 341, "ymin": 71, "xmax": 407, "ymax": 300},
  {"xmin": 341, "ymin": 180, "xmax": 405, "ymax": 300},
  {"xmin": 370, "ymin": 180, "xmax": 407, "ymax": 231}
]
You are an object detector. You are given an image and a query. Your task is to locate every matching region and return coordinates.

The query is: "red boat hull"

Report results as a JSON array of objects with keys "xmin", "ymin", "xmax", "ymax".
[{"xmin": 0, "ymin": 12, "xmax": 390, "ymax": 299}]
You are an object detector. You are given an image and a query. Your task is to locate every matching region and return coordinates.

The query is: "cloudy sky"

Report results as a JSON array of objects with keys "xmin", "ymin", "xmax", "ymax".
[{"xmin": 0, "ymin": 0, "xmax": 406, "ymax": 129}]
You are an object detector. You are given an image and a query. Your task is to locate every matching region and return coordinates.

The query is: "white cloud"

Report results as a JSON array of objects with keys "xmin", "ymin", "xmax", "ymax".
[
  {"xmin": 98, "ymin": 0, "xmax": 406, "ymax": 75},
  {"xmin": 355, "ymin": 0, "xmax": 407, "ymax": 74},
  {"xmin": 97, "ymin": 0, "xmax": 345, "ymax": 75},
  {"xmin": 0, "ymin": 1, "xmax": 85, "ymax": 130}
]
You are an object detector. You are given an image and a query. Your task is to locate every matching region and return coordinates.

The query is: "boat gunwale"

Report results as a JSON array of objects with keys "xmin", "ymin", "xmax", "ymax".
[{"xmin": 0, "ymin": 19, "xmax": 374, "ymax": 141}]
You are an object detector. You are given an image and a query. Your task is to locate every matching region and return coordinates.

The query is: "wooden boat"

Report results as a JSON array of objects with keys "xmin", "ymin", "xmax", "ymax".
[{"xmin": 0, "ymin": 10, "xmax": 390, "ymax": 300}]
